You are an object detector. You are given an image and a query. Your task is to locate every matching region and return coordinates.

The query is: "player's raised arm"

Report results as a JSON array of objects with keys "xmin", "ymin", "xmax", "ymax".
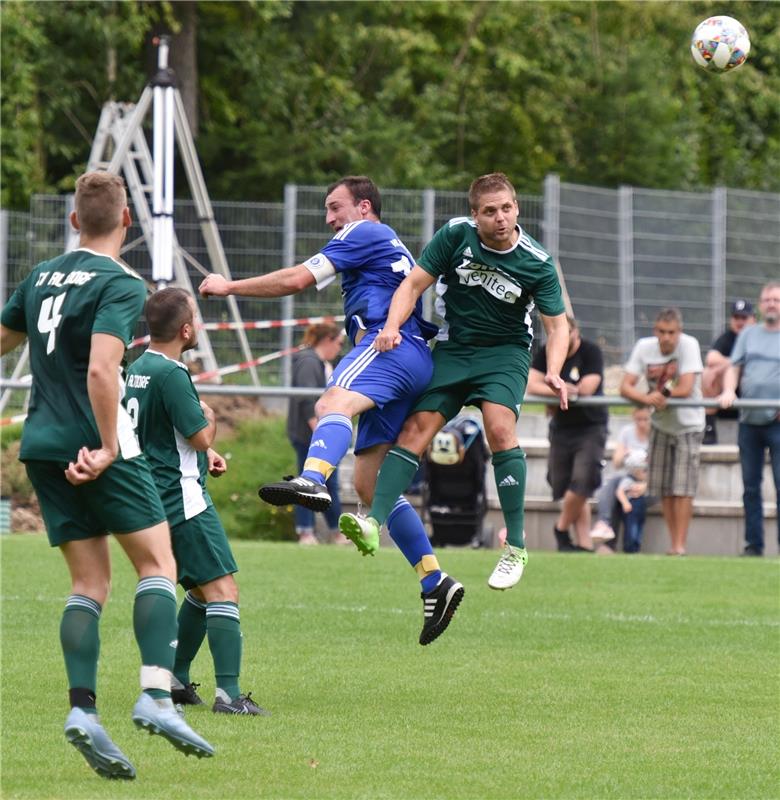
[
  {"xmin": 373, "ymin": 266, "xmax": 436, "ymax": 352},
  {"xmin": 199, "ymin": 265, "xmax": 315, "ymax": 299}
]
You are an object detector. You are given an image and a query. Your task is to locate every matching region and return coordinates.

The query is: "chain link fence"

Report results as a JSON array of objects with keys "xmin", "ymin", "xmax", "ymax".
[{"xmin": 2, "ymin": 179, "xmax": 777, "ymax": 414}]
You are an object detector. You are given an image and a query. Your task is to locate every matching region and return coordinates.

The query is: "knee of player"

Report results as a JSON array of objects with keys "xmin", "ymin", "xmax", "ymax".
[
  {"xmin": 200, "ymin": 573, "xmax": 238, "ymax": 603},
  {"xmin": 353, "ymin": 473, "xmax": 375, "ymax": 506},
  {"xmin": 485, "ymin": 424, "xmax": 518, "ymax": 452},
  {"xmin": 71, "ymin": 576, "xmax": 111, "ymax": 606},
  {"xmin": 396, "ymin": 415, "xmax": 437, "ymax": 456}
]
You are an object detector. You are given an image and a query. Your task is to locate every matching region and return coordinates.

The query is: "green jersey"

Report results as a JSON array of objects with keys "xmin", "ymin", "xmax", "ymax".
[
  {"xmin": 419, "ymin": 218, "xmax": 565, "ymax": 347},
  {"xmin": 125, "ymin": 349, "xmax": 212, "ymax": 527},
  {"xmin": 1, "ymin": 248, "xmax": 146, "ymax": 462}
]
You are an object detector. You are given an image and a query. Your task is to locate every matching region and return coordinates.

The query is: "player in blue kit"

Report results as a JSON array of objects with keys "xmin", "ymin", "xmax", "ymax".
[{"xmin": 199, "ymin": 176, "xmax": 463, "ymax": 645}]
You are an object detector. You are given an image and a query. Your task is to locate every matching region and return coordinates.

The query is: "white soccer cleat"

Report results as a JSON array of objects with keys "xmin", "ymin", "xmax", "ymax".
[{"xmin": 488, "ymin": 544, "xmax": 528, "ymax": 590}]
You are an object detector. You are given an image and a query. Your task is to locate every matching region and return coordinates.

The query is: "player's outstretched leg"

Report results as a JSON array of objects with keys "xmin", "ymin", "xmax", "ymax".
[
  {"xmin": 488, "ymin": 544, "xmax": 528, "ymax": 590},
  {"xmin": 338, "ymin": 512, "xmax": 380, "ymax": 556},
  {"xmin": 259, "ymin": 413, "xmax": 354, "ymax": 511},
  {"xmin": 132, "ymin": 692, "xmax": 215, "ymax": 757},
  {"xmin": 65, "ymin": 707, "xmax": 136, "ymax": 780},
  {"xmin": 419, "ymin": 574, "xmax": 464, "ymax": 646}
]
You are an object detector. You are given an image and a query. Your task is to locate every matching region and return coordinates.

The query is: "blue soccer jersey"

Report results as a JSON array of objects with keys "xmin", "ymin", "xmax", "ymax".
[{"xmin": 305, "ymin": 220, "xmax": 437, "ymax": 344}]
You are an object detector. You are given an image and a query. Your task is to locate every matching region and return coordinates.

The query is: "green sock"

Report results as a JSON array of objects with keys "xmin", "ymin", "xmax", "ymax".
[
  {"xmin": 369, "ymin": 446, "xmax": 421, "ymax": 524},
  {"xmin": 206, "ymin": 602, "xmax": 242, "ymax": 701},
  {"xmin": 133, "ymin": 576, "xmax": 178, "ymax": 699},
  {"xmin": 60, "ymin": 595, "xmax": 101, "ymax": 712},
  {"xmin": 174, "ymin": 591, "xmax": 207, "ymax": 686},
  {"xmin": 493, "ymin": 447, "xmax": 527, "ymax": 548}
]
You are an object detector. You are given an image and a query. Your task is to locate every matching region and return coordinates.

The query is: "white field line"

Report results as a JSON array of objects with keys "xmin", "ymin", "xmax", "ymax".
[{"xmin": 5, "ymin": 596, "xmax": 778, "ymax": 628}]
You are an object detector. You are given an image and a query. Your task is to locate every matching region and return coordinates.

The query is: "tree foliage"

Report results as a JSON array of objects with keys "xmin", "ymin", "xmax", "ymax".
[{"xmin": 2, "ymin": 0, "xmax": 778, "ymax": 209}]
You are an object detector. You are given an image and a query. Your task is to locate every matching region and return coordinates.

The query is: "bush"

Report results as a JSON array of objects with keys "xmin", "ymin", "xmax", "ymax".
[
  {"xmin": 0, "ymin": 417, "xmax": 297, "ymax": 540},
  {"xmin": 0, "ymin": 439, "xmax": 35, "ymax": 503},
  {"xmin": 207, "ymin": 415, "xmax": 298, "ymax": 541}
]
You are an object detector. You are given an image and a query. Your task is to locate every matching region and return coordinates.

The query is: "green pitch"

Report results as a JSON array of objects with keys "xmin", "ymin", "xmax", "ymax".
[{"xmin": 2, "ymin": 535, "xmax": 778, "ymax": 799}]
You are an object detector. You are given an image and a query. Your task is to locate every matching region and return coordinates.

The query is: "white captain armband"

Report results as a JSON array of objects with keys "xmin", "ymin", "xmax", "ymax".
[{"xmin": 303, "ymin": 253, "xmax": 337, "ymax": 290}]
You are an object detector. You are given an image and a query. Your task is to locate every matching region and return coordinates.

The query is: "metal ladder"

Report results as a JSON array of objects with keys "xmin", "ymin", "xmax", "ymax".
[{"xmin": 72, "ymin": 80, "xmax": 259, "ymax": 382}]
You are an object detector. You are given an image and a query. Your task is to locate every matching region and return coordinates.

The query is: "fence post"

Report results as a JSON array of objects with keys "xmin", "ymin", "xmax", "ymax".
[
  {"xmin": 421, "ymin": 188, "xmax": 436, "ymax": 319},
  {"xmin": 64, "ymin": 194, "xmax": 76, "ymax": 252},
  {"xmin": 711, "ymin": 187, "xmax": 727, "ymax": 340},
  {"xmin": 282, "ymin": 183, "xmax": 297, "ymax": 386},
  {"xmin": 542, "ymin": 174, "xmax": 560, "ymax": 263},
  {"xmin": 0, "ymin": 209, "xmax": 7, "ymax": 308},
  {"xmin": 618, "ymin": 185, "xmax": 635, "ymax": 360}
]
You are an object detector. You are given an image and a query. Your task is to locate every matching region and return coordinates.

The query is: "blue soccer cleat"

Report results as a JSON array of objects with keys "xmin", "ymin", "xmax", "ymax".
[
  {"xmin": 64, "ymin": 707, "xmax": 136, "ymax": 780},
  {"xmin": 132, "ymin": 693, "xmax": 214, "ymax": 758}
]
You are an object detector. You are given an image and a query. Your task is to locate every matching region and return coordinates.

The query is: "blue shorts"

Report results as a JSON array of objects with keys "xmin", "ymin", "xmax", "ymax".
[{"xmin": 328, "ymin": 330, "xmax": 433, "ymax": 453}]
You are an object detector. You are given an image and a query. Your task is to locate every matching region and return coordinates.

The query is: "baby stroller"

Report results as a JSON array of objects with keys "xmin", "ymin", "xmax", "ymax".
[{"xmin": 422, "ymin": 413, "xmax": 490, "ymax": 547}]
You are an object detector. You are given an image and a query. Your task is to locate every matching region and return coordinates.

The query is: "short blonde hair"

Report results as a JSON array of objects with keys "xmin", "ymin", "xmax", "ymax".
[
  {"xmin": 74, "ymin": 172, "xmax": 127, "ymax": 236},
  {"xmin": 468, "ymin": 172, "xmax": 516, "ymax": 211}
]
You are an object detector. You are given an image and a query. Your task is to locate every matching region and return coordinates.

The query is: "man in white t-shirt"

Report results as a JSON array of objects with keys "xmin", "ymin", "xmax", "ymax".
[{"xmin": 620, "ymin": 308, "xmax": 705, "ymax": 555}]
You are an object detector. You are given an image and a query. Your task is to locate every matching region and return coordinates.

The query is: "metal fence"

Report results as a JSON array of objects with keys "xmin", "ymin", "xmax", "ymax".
[
  {"xmin": 1, "ymin": 178, "xmax": 777, "ymax": 405},
  {"xmin": 544, "ymin": 178, "xmax": 780, "ymax": 362}
]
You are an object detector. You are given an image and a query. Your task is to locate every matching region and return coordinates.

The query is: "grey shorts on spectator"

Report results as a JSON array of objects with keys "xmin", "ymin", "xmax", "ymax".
[{"xmin": 647, "ymin": 428, "xmax": 703, "ymax": 497}]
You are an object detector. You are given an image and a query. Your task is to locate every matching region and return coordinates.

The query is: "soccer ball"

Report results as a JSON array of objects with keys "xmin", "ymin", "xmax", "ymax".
[{"xmin": 691, "ymin": 16, "xmax": 750, "ymax": 72}]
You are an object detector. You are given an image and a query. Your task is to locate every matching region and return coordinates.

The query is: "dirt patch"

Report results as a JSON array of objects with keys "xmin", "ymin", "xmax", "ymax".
[
  {"xmin": 202, "ymin": 394, "xmax": 269, "ymax": 434},
  {"xmin": 11, "ymin": 502, "xmax": 43, "ymax": 533}
]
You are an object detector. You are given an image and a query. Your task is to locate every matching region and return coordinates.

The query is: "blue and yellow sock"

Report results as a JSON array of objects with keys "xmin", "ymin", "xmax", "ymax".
[
  {"xmin": 387, "ymin": 497, "xmax": 441, "ymax": 593},
  {"xmin": 301, "ymin": 413, "xmax": 353, "ymax": 484}
]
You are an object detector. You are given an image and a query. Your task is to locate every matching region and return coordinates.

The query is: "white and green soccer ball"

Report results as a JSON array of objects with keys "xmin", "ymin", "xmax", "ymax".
[{"xmin": 691, "ymin": 15, "xmax": 751, "ymax": 72}]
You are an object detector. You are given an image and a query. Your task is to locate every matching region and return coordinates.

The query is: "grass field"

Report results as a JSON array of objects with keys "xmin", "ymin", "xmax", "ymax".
[{"xmin": 2, "ymin": 534, "xmax": 778, "ymax": 799}]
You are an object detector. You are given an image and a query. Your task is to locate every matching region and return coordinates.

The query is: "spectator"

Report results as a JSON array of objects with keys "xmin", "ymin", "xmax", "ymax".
[
  {"xmin": 527, "ymin": 316, "xmax": 608, "ymax": 552},
  {"xmin": 702, "ymin": 299, "xmax": 755, "ymax": 444},
  {"xmin": 615, "ymin": 451, "xmax": 649, "ymax": 554},
  {"xmin": 287, "ymin": 322, "xmax": 346, "ymax": 545},
  {"xmin": 620, "ymin": 308, "xmax": 705, "ymax": 556},
  {"xmin": 591, "ymin": 405, "xmax": 651, "ymax": 549},
  {"xmin": 719, "ymin": 282, "xmax": 780, "ymax": 557}
]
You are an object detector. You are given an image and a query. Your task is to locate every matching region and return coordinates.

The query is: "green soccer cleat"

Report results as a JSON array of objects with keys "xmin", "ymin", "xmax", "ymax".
[{"xmin": 338, "ymin": 513, "xmax": 380, "ymax": 556}]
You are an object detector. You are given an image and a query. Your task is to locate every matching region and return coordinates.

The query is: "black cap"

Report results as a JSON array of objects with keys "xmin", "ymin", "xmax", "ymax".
[{"xmin": 730, "ymin": 299, "xmax": 753, "ymax": 316}]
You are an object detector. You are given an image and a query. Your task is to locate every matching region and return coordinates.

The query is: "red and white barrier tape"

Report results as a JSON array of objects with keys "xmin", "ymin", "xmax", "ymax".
[
  {"xmin": 1, "ymin": 345, "xmax": 304, "ymax": 423},
  {"xmin": 0, "ymin": 413, "xmax": 27, "ymax": 427},
  {"xmin": 130, "ymin": 314, "xmax": 345, "ymax": 349},
  {"xmin": 192, "ymin": 345, "xmax": 304, "ymax": 383}
]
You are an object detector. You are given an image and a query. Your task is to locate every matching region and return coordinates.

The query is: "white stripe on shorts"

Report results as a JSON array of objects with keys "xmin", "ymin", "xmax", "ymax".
[{"xmin": 335, "ymin": 346, "xmax": 380, "ymax": 389}]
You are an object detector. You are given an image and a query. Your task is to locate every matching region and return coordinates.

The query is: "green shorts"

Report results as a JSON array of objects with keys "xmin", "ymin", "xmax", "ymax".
[
  {"xmin": 412, "ymin": 340, "xmax": 532, "ymax": 421},
  {"xmin": 170, "ymin": 504, "xmax": 238, "ymax": 590},
  {"xmin": 25, "ymin": 456, "xmax": 166, "ymax": 547}
]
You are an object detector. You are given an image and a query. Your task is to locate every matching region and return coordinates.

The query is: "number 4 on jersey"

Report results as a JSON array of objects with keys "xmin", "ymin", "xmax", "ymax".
[
  {"xmin": 37, "ymin": 293, "xmax": 67, "ymax": 354},
  {"xmin": 390, "ymin": 254, "xmax": 413, "ymax": 276}
]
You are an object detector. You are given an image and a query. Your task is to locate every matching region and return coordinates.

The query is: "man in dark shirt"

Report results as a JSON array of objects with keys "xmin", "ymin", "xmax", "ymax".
[
  {"xmin": 702, "ymin": 299, "xmax": 755, "ymax": 444},
  {"xmin": 527, "ymin": 316, "xmax": 608, "ymax": 552}
]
